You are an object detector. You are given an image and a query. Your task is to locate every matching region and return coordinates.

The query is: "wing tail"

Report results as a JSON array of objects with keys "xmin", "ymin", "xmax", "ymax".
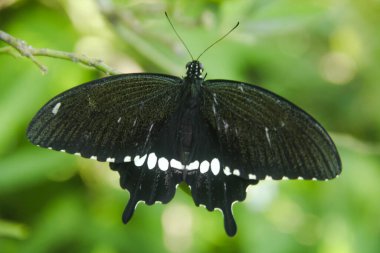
[
  {"xmin": 185, "ymin": 169, "xmax": 258, "ymax": 236},
  {"xmin": 110, "ymin": 162, "xmax": 183, "ymax": 223}
]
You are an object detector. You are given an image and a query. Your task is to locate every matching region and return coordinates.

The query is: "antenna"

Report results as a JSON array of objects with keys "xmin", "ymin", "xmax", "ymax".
[
  {"xmin": 196, "ymin": 22, "xmax": 239, "ymax": 60},
  {"xmin": 165, "ymin": 12, "xmax": 239, "ymax": 61},
  {"xmin": 165, "ymin": 12, "xmax": 194, "ymax": 60}
]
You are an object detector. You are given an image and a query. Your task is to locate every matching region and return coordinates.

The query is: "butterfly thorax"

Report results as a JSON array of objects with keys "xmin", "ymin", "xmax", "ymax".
[
  {"xmin": 184, "ymin": 60, "xmax": 204, "ymax": 101},
  {"xmin": 185, "ymin": 60, "xmax": 203, "ymax": 79}
]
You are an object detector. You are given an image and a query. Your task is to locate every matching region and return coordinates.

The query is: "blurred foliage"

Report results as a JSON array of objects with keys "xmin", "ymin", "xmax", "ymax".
[{"xmin": 0, "ymin": 0, "xmax": 379, "ymax": 252}]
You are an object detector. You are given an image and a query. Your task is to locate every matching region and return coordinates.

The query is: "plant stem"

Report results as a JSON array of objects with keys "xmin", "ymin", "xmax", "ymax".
[{"xmin": 0, "ymin": 30, "xmax": 121, "ymax": 75}]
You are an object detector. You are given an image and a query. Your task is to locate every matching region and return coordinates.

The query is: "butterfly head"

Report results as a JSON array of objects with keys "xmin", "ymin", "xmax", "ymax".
[{"xmin": 186, "ymin": 60, "xmax": 204, "ymax": 79}]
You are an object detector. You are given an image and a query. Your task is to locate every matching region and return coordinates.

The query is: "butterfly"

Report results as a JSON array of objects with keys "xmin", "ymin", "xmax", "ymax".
[{"xmin": 26, "ymin": 17, "xmax": 341, "ymax": 237}]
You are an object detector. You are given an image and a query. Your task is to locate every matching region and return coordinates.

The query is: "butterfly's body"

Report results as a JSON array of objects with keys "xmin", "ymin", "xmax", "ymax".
[
  {"xmin": 169, "ymin": 78, "xmax": 201, "ymax": 166},
  {"xmin": 27, "ymin": 60, "xmax": 341, "ymax": 236},
  {"xmin": 175, "ymin": 62, "xmax": 204, "ymax": 161}
]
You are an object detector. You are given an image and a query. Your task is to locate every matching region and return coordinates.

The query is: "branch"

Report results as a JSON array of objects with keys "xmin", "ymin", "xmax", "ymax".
[{"xmin": 0, "ymin": 30, "xmax": 121, "ymax": 75}]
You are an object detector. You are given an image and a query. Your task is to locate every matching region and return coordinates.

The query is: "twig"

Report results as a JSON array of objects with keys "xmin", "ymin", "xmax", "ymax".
[
  {"xmin": 0, "ymin": 30, "xmax": 121, "ymax": 75},
  {"xmin": 0, "ymin": 46, "xmax": 17, "ymax": 55}
]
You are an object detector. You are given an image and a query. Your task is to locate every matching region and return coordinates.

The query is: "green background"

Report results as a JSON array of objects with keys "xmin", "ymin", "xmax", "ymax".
[{"xmin": 1, "ymin": 0, "xmax": 379, "ymax": 252}]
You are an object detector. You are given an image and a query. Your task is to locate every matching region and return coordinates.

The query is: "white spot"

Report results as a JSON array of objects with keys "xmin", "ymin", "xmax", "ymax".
[
  {"xmin": 48, "ymin": 147, "xmax": 53, "ymax": 150},
  {"xmin": 90, "ymin": 156, "xmax": 97, "ymax": 160},
  {"xmin": 210, "ymin": 158, "xmax": 220, "ymax": 175},
  {"xmin": 297, "ymin": 176, "xmax": 304, "ymax": 180},
  {"xmin": 200, "ymin": 160, "xmax": 210, "ymax": 174},
  {"xmin": 134, "ymin": 154, "xmax": 147, "ymax": 167},
  {"xmin": 231, "ymin": 201, "xmax": 238, "ymax": 215},
  {"xmin": 312, "ymin": 177, "xmax": 318, "ymax": 181},
  {"xmin": 248, "ymin": 174, "xmax": 256, "ymax": 180},
  {"xmin": 74, "ymin": 152, "xmax": 80, "ymax": 156},
  {"xmin": 264, "ymin": 175, "xmax": 273, "ymax": 180},
  {"xmin": 232, "ymin": 200, "xmax": 239, "ymax": 207},
  {"xmin": 265, "ymin": 127, "xmax": 271, "ymax": 147},
  {"xmin": 199, "ymin": 204, "xmax": 206, "ymax": 208},
  {"xmin": 213, "ymin": 93, "xmax": 218, "ymax": 104},
  {"xmin": 280, "ymin": 121, "xmax": 285, "ymax": 127},
  {"xmin": 233, "ymin": 169, "xmax": 240, "ymax": 176},
  {"xmin": 214, "ymin": 207, "xmax": 223, "ymax": 213},
  {"xmin": 117, "ymin": 117, "xmax": 121, "ymax": 123},
  {"xmin": 124, "ymin": 156, "xmax": 131, "ymax": 162},
  {"xmin": 136, "ymin": 200, "xmax": 144, "ymax": 208},
  {"xmin": 60, "ymin": 149, "xmax": 66, "ymax": 152},
  {"xmin": 147, "ymin": 153, "xmax": 157, "ymax": 170},
  {"xmin": 224, "ymin": 166, "xmax": 232, "ymax": 176},
  {"xmin": 133, "ymin": 118, "xmax": 137, "ymax": 127},
  {"xmin": 212, "ymin": 104, "xmax": 216, "ymax": 115},
  {"xmin": 144, "ymin": 124, "xmax": 155, "ymax": 148},
  {"xmin": 52, "ymin": 102, "xmax": 61, "ymax": 115},
  {"xmin": 155, "ymin": 201, "xmax": 162, "ymax": 204},
  {"xmin": 238, "ymin": 85, "xmax": 244, "ymax": 92},
  {"xmin": 170, "ymin": 159, "xmax": 184, "ymax": 170},
  {"xmin": 282, "ymin": 176, "xmax": 289, "ymax": 180},
  {"xmin": 245, "ymin": 185, "xmax": 253, "ymax": 193},
  {"xmin": 223, "ymin": 120, "xmax": 229, "ymax": 131},
  {"xmin": 158, "ymin": 157, "xmax": 169, "ymax": 171},
  {"xmin": 186, "ymin": 160, "xmax": 199, "ymax": 170},
  {"xmin": 106, "ymin": 157, "xmax": 115, "ymax": 162}
]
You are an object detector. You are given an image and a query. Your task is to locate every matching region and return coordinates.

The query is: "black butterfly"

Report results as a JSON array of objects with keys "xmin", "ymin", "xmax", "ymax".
[
  {"xmin": 27, "ymin": 19, "xmax": 341, "ymax": 237},
  {"xmin": 27, "ymin": 59, "xmax": 341, "ymax": 236}
]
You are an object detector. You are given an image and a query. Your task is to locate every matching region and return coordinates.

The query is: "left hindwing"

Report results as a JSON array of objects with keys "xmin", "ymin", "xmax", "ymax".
[
  {"xmin": 200, "ymin": 80, "xmax": 341, "ymax": 181},
  {"xmin": 27, "ymin": 74, "xmax": 183, "ymax": 162}
]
